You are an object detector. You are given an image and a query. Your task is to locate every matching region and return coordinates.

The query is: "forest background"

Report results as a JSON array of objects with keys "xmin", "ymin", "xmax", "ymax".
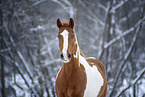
[{"xmin": 0, "ymin": 0, "xmax": 145, "ymax": 97}]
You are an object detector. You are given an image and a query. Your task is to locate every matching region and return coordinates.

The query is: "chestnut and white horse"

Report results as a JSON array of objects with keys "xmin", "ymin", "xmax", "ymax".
[{"xmin": 55, "ymin": 18, "xmax": 107, "ymax": 97}]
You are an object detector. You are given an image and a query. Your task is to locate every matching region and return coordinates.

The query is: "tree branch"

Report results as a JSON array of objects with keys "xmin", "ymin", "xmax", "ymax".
[
  {"xmin": 99, "ymin": 1, "xmax": 112, "ymax": 60},
  {"xmin": 1, "ymin": 33, "xmax": 39, "ymax": 96},
  {"xmin": 79, "ymin": 0, "xmax": 104, "ymax": 25},
  {"xmin": 109, "ymin": 17, "xmax": 144, "ymax": 96},
  {"xmin": 104, "ymin": 16, "xmax": 145, "ymax": 49},
  {"xmin": 110, "ymin": 0, "xmax": 129, "ymax": 13},
  {"xmin": 51, "ymin": 0, "xmax": 74, "ymax": 17},
  {"xmin": 116, "ymin": 68, "xmax": 145, "ymax": 96},
  {"xmin": 109, "ymin": 5, "xmax": 145, "ymax": 95},
  {"xmin": 3, "ymin": 22, "xmax": 34, "ymax": 84}
]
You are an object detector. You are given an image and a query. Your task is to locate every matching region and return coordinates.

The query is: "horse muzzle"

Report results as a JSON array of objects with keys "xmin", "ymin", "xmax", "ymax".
[{"xmin": 60, "ymin": 53, "xmax": 71, "ymax": 63}]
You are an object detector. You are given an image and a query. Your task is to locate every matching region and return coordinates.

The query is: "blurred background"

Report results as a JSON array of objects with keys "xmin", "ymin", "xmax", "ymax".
[{"xmin": 0, "ymin": 0, "xmax": 145, "ymax": 97}]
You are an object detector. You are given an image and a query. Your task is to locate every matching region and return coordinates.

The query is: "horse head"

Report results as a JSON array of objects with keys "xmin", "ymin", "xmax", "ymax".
[{"xmin": 57, "ymin": 18, "xmax": 77, "ymax": 63}]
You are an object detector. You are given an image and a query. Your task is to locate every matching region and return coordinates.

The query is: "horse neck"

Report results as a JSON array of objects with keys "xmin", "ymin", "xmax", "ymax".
[
  {"xmin": 63, "ymin": 41, "xmax": 84, "ymax": 79},
  {"xmin": 63, "ymin": 55, "xmax": 79, "ymax": 79}
]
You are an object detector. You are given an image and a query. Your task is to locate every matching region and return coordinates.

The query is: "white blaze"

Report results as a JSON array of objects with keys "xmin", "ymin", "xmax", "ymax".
[{"xmin": 60, "ymin": 29, "xmax": 69, "ymax": 62}]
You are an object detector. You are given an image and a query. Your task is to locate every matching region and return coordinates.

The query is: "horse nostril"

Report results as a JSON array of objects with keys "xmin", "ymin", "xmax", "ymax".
[
  {"xmin": 67, "ymin": 53, "xmax": 71, "ymax": 59},
  {"xmin": 60, "ymin": 53, "xmax": 64, "ymax": 59}
]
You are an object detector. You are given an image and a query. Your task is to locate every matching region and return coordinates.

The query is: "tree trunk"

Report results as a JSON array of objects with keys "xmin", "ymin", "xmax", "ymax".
[{"xmin": 0, "ymin": 0, "xmax": 5, "ymax": 96}]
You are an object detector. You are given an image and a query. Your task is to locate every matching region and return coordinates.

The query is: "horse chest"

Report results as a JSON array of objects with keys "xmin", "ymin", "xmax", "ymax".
[{"xmin": 56, "ymin": 66, "xmax": 86, "ymax": 97}]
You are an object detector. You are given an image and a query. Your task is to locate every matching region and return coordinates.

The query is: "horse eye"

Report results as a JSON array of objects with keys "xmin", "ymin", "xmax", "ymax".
[
  {"xmin": 58, "ymin": 36, "xmax": 60, "ymax": 39},
  {"xmin": 72, "ymin": 35, "xmax": 74, "ymax": 39}
]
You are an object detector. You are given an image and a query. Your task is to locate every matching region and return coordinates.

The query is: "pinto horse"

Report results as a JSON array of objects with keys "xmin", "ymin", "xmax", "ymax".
[{"xmin": 55, "ymin": 18, "xmax": 107, "ymax": 97}]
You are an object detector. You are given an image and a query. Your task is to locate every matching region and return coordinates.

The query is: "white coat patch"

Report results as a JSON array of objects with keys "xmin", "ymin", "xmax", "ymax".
[
  {"xmin": 86, "ymin": 57, "xmax": 96, "ymax": 59},
  {"xmin": 79, "ymin": 55, "xmax": 104, "ymax": 97}
]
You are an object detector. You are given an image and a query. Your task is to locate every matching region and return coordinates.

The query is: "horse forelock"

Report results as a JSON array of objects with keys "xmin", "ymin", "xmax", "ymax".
[{"xmin": 61, "ymin": 20, "xmax": 69, "ymax": 26}]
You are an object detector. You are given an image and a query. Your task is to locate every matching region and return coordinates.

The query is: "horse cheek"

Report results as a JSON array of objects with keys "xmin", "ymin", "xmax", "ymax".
[
  {"xmin": 68, "ymin": 41, "xmax": 72, "ymax": 54},
  {"xmin": 59, "ymin": 39, "xmax": 63, "ymax": 52}
]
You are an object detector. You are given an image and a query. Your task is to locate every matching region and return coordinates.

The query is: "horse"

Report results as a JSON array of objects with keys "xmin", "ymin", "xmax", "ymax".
[{"xmin": 55, "ymin": 18, "xmax": 107, "ymax": 97}]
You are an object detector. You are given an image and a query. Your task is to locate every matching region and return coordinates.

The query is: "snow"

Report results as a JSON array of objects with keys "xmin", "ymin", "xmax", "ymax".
[{"xmin": 10, "ymin": 74, "xmax": 33, "ymax": 97}]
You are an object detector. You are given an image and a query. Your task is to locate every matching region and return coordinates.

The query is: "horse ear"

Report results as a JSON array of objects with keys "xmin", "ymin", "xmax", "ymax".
[
  {"xmin": 69, "ymin": 18, "xmax": 74, "ymax": 28},
  {"xmin": 57, "ymin": 18, "xmax": 62, "ymax": 28}
]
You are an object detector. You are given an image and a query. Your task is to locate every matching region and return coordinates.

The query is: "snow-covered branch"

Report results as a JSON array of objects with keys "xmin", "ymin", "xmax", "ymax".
[
  {"xmin": 109, "ymin": 17, "xmax": 144, "ymax": 96},
  {"xmin": 104, "ymin": 16, "xmax": 145, "ymax": 49},
  {"xmin": 116, "ymin": 68, "xmax": 145, "ymax": 96},
  {"xmin": 32, "ymin": 0, "xmax": 46, "ymax": 7},
  {"xmin": 110, "ymin": 0, "xmax": 128, "ymax": 13},
  {"xmin": 3, "ymin": 22, "xmax": 33, "ymax": 82},
  {"xmin": 1, "ymin": 51, "xmax": 39, "ymax": 97}
]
